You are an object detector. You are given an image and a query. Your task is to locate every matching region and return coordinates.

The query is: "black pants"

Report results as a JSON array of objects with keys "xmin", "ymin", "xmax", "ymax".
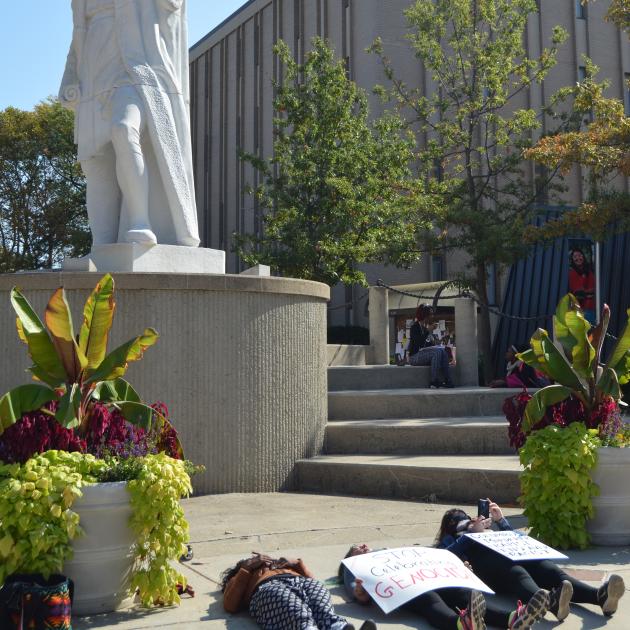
[
  {"xmin": 402, "ymin": 587, "xmax": 512, "ymax": 630},
  {"xmin": 466, "ymin": 546, "xmax": 599, "ymax": 605}
]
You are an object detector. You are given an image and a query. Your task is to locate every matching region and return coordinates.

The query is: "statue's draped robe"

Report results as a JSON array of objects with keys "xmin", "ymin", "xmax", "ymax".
[{"xmin": 60, "ymin": 0, "xmax": 199, "ymax": 247}]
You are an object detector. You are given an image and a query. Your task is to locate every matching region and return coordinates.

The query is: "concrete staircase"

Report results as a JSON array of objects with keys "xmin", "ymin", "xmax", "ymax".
[{"xmin": 295, "ymin": 366, "xmax": 523, "ymax": 503}]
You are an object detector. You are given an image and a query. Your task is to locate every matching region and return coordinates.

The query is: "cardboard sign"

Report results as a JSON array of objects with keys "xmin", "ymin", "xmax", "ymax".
[
  {"xmin": 465, "ymin": 531, "xmax": 569, "ymax": 561},
  {"xmin": 341, "ymin": 546, "xmax": 494, "ymax": 614}
]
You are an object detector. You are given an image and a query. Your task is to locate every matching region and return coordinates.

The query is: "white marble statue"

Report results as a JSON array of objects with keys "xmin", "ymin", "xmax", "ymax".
[{"xmin": 59, "ymin": 0, "xmax": 200, "ymax": 248}]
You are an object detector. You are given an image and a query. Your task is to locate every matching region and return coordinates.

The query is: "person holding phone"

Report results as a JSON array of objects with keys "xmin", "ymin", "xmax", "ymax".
[
  {"xmin": 339, "ymin": 542, "xmax": 548, "ymax": 629},
  {"xmin": 436, "ymin": 501, "xmax": 625, "ymax": 623}
]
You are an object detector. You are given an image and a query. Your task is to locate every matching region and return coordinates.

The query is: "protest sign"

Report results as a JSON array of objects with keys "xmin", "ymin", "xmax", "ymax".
[
  {"xmin": 465, "ymin": 531, "xmax": 568, "ymax": 561},
  {"xmin": 341, "ymin": 546, "xmax": 493, "ymax": 614}
]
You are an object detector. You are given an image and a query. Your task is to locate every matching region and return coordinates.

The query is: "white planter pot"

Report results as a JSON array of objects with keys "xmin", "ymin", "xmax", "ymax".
[
  {"xmin": 63, "ymin": 481, "xmax": 136, "ymax": 615},
  {"xmin": 587, "ymin": 447, "xmax": 630, "ymax": 546}
]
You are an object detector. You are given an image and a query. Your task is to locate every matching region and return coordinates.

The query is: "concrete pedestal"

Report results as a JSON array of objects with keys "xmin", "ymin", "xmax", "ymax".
[
  {"xmin": 0, "ymin": 272, "xmax": 329, "ymax": 494},
  {"xmin": 63, "ymin": 244, "xmax": 225, "ymax": 274}
]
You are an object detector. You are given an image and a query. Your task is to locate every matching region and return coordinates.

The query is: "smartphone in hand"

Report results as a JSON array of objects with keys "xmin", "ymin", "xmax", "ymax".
[{"xmin": 477, "ymin": 499, "xmax": 490, "ymax": 519}]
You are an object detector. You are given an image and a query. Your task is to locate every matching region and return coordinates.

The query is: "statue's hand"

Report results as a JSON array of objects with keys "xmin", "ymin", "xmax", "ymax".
[
  {"xmin": 60, "ymin": 84, "xmax": 81, "ymax": 109},
  {"xmin": 160, "ymin": 0, "xmax": 183, "ymax": 11}
]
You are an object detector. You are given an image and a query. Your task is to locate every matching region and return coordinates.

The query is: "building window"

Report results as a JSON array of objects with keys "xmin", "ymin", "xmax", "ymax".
[
  {"xmin": 431, "ymin": 255, "xmax": 445, "ymax": 282},
  {"xmin": 576, "ymin": 1, "xmax": 586, "ymax": 19}
]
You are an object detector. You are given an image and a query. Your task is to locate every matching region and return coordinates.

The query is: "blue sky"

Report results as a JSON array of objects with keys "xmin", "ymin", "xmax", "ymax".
[{"xmin": 0, "ymin": 0, "xmax": 247, "ymax": 111}]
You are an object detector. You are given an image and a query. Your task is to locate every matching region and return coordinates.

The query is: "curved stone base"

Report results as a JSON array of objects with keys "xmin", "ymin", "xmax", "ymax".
[{"xmin": 0, "ymin": 272, "xmax": 329, "ymax": 494}]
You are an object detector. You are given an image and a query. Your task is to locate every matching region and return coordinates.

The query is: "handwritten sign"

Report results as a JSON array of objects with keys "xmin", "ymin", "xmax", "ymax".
[
  {"xmin": 341, "ymin": 546, "xmax": 494, "ymax": 614},
  {"xmin": 466, "ymin": 531, "xmax": 568, "ymax": 561}
]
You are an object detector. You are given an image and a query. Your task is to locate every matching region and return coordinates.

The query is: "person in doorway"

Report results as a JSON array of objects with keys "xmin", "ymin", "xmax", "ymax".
[
  {"xmin": 408, "ymin": 304, "xmax": 454, "ymax": 388},
  {"xmin": 568, "ymin": 248, "xmax": 596, "ymax": 324},
  {"xmin": 222, "ymin": 552, "xmax": 377, "ymax": 630},
  {"xmin": 436, "ymin": 502, "xmax": 625, "ymax": 623},
  {"xmin": 340, "ymin": 543, "xmax": 547, "ymax": 629}
]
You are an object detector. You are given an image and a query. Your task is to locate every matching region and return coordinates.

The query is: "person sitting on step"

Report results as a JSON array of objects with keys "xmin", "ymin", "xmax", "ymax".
[{"xmin": 408, "ymin": 304, "xmax": 454, "ymax": 389}]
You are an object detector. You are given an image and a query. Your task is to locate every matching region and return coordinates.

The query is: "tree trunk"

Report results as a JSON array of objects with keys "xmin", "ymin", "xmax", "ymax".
[{"xmin": 476, "ymin": 262, "xmax": 494, "ymax": 385}]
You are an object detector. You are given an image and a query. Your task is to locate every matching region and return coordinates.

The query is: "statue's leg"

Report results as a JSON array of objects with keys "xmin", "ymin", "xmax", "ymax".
[
  {"xmin": 110, "ymin": 86, "xmax": 157, "ymax": 245},
  {"xmin": 81, "ymin": 146, "xmax": 121, "ymax": 246}
]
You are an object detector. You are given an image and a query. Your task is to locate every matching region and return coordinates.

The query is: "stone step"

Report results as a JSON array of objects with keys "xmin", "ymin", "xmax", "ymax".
[
  {"xmin": 295, "ymin": 454, "xmax": 522, "ymax": 504},
  {"xmin": 328, "ymin": 387, "xmax": 520, "ymax": 420},
  {"xmin": 324, "ymin": 416, "xmax": 512, "ymax": 455},
  {"xmin": 328, "ymin": 365, "xmax": 434, "ymax": 390}
]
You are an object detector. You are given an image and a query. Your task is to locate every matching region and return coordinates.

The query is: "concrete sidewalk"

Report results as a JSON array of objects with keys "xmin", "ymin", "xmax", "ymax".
[{"xmin": 73, "ymin": 493, "xmax": 630, "ymax": 629}]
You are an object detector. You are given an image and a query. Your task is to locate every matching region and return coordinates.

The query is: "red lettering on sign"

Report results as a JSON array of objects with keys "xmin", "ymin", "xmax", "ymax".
[{"xmin": 374, "ymin": 581, "xmax": 394, "ymax": 599}]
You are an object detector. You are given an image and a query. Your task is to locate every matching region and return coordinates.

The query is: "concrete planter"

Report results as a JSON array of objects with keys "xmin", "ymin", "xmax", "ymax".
[
  {"xmin": 63, "ymin": 482, "xmax": 135, "ymax": 615},
  {"xmin": 587, "ymin": 447, "xmax": 630, "ymax": 546}
]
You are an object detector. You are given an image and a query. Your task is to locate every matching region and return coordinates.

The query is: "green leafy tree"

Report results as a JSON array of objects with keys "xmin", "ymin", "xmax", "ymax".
[
  {"xmin": 372, "ymin": 0, "xmax": 569, "ymax": 381},
  {"xmin": 235, "ymin": 38, "xmax": 427, "ymax": 286},
  {"xmin": 0, "ymin": 100, "xmax": 89, "ymax": 272}
]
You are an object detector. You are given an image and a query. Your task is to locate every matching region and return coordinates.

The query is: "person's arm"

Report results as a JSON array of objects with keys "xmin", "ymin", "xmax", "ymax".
[
  {"xmin": 489, "ymin": 501, "xmax": 513, "ymax": 531},
  {"xmin": 438, "ymin": 534, "xmax": 473, "ymax": 559},
  {"xmin": 294, "ymin": 558, "xmax": 314, "ymax": 579},
  {"xmin": 223, "ymin": 568, "xmax": 251, "ymax": 613}
]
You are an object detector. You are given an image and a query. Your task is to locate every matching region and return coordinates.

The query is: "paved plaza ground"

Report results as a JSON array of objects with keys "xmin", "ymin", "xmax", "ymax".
[{"xmin": 74, "ymin": 492, "xmax": 630, "ymax": 629}]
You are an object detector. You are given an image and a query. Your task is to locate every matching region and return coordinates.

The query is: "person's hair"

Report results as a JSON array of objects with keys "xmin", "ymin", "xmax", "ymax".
[
  {"xmin": 434, "ymin": 508, "xmax": 470, "ymax": 546},
  {"xmin": 570, "ymin": 248, "xmax": 592, "ymax": 275},
  {"xmin": 220, "ymin": 554, "xmax": 289, "ymax": 591},
  {"xmin": 337, "ymin": 544, "xmax": 363, "ymax": 583},
  {"xmin": 416, "ymin": 304, "xmax": 432, "ymax": 322}
]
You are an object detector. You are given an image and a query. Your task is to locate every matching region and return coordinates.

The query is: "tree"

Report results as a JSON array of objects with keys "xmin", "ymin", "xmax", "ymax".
[
  {"xmin": 235, "ymin": 38, "xmax": 427, "ymax": 286},
  {"xmin": 372, "ymin": 0, "xmax": 569, "ymax": 381},
  {"xmin": 526, "ymin": 1, "xmax": 630, "ymax": 241},
  {"xmin": 0, "ymin": 100, "xmax": 89, "ymax": 272}
]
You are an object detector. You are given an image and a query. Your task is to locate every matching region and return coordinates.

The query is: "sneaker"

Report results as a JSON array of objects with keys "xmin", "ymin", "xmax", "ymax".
[
  {"xmin": 456, "ymin": 590, "xmax": 486, "ymax": 630},
  {"xmin": 359, "ymin": 622, "xmax": 378, "ymax": 630},
  {"xmin": 508, "ymin": 589, "xmax": 550, "ymax": 629},
  {"xmin": 548, "ymin": 580, "xmax": 573, "ymax": 621},
  {"xmin": 429, "ymin": 380, "xmax": 441, "ymax": 389},
  {"xmin": 597, "ymin": 574, "xmax": 625, "ymax": 616},
  {"xmin": 442, "ymin": 379, "xmax": 455, "ymax": 388}
]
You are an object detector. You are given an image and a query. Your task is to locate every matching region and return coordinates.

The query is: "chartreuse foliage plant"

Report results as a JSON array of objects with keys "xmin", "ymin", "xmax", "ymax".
[
  {"xmin": 519, "ymin": 294, "xmax": 630, "ymax": 432},
  {"xmin": 128, "ymin": 452, "xmax": 192, "ymax": 606},
  {"xmin": 0, "ymin": 273, "xmax": 160, "ymax": 437},
  {"xmin": 519, "ymin": 423, "xmax": 600, "ymax": 549},
  {"xmin": 0, "ymin": 450, "xmax": 193, "ymax": 605}
]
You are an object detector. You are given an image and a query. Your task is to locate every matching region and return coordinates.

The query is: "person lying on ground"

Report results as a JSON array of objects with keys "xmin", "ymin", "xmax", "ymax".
[
  {"xmin": 221, "ymin": 552, "xmax": 377, "ymax": 630},
  {"xmin": 339, "ymin": 543, "xmax": 547, "ymax": 630},
  {"xmin": 437, "ymin": 501, "xmax": 625, "ymax": 622}
]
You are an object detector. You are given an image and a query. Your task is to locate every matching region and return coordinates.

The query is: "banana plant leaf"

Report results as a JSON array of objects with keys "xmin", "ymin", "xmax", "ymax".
[
  {"xmin": 598, "ymin": 367, "xmax": 621, "ymax": 401},
  {"xmin": 85, "ymin": 328, "xmax": 158, "ymax": 384},
  {"xmin": 45, "ymin": 287, "xmax": 88, "ymax": 382},
  {"xmin": 0, "ymin": 384, "xmax": 57, "ymax": 435},
  {"xmin": 55, "ymin": 383, "xmax": 81, "ymax": 429},
  {"xmin": 606, "ymin": 308, "xmax": 630, "ymax": 377},
  {"xmin": 564, "ymin": 310, "xmax": 595, "ymax": 380},
  {"xmin": 553, "ymin": 294, "xmax": 580, "ymax": 361},
  {"xmin": 92, "ymin": 377, "xmax": 141, "ymax": 404},
  {"xmin": 79, "ymin": 274, "xmax": 116, "ymax": 370},
  {"xmin": 590, "ymin": 305, "xmax": 610, "ymax": 376},
  {"xmin": 523, "ymin": 329, "xmax": 585, "ymax": 394},
  {"xmin": 11, "ymin": 288, "xmax": 66, "ymax": 383},
  {"xmin": 522, "ymin": 384, "xmax": 573, "ymax": 434}
]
